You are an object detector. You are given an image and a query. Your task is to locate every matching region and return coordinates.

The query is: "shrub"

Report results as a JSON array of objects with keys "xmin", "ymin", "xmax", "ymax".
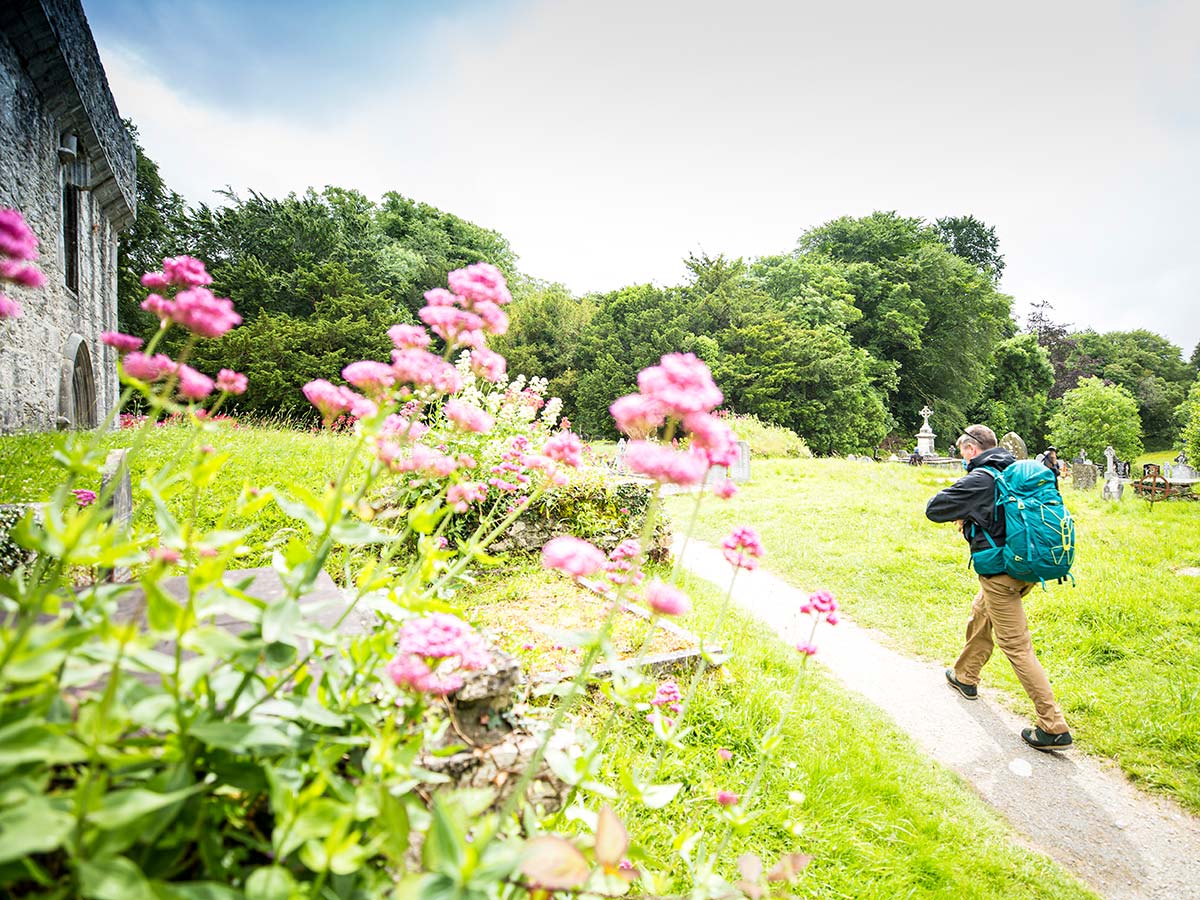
[
  {"xmin": 719, "ymin": 412, "xmax": 812, "ymax": 459},
  {"xmin": 0, "ymin": 218, "xmax": 823, "ymax": 899},
  {"xmin": 1049, "ymin": 376, "xmax": 1143, "ymax": 463}
]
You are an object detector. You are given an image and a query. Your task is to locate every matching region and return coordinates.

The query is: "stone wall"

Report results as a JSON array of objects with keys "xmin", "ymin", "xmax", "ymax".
[{"xmin": 0, "ymin": 0, "xmax": 134, "ymax": 434}]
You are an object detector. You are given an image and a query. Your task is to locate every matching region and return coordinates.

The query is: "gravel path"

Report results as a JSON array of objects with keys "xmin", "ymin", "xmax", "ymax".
[{"xmin": 677, "ymin": 538, "xmax": 1200, "ymax": 900}]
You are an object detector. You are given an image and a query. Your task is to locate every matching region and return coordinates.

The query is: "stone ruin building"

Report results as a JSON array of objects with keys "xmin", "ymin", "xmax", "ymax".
[{"xmin": 0, "ymin": 0, "xmax": 135, "ymax": 433}]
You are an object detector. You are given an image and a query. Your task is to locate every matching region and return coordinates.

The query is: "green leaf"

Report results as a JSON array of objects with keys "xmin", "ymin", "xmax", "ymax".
[
  {"xmin": 77, "ymin": 855, "xmax": 157, "ymax": 900},
  {"xmin": 0, "ymin": 794, "xmax": 74, "ymax": 863},
  {"xmin": 152, "ymin": 881, "xmax": 241, "ymax": 900},
  {"xmin": 276, "ymin": 798, "xmax": 346, "ymax": 859},
  {"xmin": 422, "ymin": 795, "xmax": 466, "ymax": 875},
  {"xmin": 275, "ymin": 491, "xmax": 326, "ymax": 535},
  {"xmin": 641, "ymin": 782, "xmax": 683, "ymax": 809},
  {"xmin": 190, "ymin": 721, "xmax": 292, "ymax": 753},
  {"xmin": 0, "ymin": 720, "xmax": 87, "ymax": 768},
  {"xmin": 243, "ymin": 865, "xmax": 297, "ymax": 900},
  {"xmin": 262, "ymin": 597, "xmax": 300, "ymax": 644},
  {"xmin": 147, "ymin": 488, "xmax": 182, "ymax": 545},
  {"xmin": 89, "ymin": 783, "xmax": 208, "ymax": 830},
  {"xmin": 330, "ymin": 518, "xmax": 389, "ymax": 546}
]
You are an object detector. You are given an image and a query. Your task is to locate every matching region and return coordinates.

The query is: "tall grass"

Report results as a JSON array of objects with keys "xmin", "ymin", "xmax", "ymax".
[
  {"xmin": 460, "ymin": 562, "xmax": 1096, "ymax": 899},
  {"xmin": 670, "ymin": 458, "xmax": 1200, "ymax": 811}
]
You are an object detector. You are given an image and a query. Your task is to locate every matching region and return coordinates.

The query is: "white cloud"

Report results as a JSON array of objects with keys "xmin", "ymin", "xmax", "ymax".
[{"xmin": 99, "ymin": 0, "xmax": 1200, "ymax": 353}]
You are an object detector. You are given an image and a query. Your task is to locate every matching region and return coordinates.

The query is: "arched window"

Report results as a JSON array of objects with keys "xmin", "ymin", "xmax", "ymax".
[{"xmin": 58, "ymin": 334, "xmax": 97, "ymax": 429}]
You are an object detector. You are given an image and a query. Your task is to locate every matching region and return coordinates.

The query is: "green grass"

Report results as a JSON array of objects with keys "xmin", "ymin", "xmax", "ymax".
[
  {"xmin": 0, "ymin": 422, "xmax": 368, "ymax": 571},
  {"xmin": 669, "ymin": 459, "xmax": 1200, "ymax": 811},
  {"xmin": 459, "ymin": 562, "xmax": 1096, "ymax": 899}
]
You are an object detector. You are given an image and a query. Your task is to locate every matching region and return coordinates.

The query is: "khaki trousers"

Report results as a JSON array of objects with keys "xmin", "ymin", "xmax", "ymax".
[{"xmin": 952, "ymin": 573, "xmax": 1069, "ymax": 734}]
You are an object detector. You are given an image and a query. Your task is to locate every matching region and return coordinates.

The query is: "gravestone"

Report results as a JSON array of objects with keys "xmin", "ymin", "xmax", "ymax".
[
  {"xmin": 705, "ymin": 440, "xmax": 752, "ymax": 483},
  {"xmin": 915, "ymin": 406, "xmax": 936, "ymax": 457},
  {"xmin": 100, "ymin": 449, "xmax": 132, "ymax": 582},
  {"xmin": 1000, "ymin": 432, "xmax": 1028, "ymax": 460},
  {"xmin": 1102, "ymin": 477, "xmax": 1124, "ymax": 501},
  {"xmin": 613, "ymin": 438, "xmax": 628, "ymax": 473},
  {"xmin": 1115, "ymin": 460, "xmax": 1131, "ymax": 479},
  {"xmin": 1073, "ymin": 462, "xmax": 1099, "ymax": 491},
  {"xmin": 1104, "ymin": 446, "xmax": 1117, "ymax": 476},
  {"xmin": 1171, "ymin": 451, "xmax": 1198, "ymax": 482}
]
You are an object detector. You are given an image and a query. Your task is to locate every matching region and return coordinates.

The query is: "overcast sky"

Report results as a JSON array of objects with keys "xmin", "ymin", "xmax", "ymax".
[{"xmin": 87, "ymin": 0, "xmax": 1200, "ymax": 356}]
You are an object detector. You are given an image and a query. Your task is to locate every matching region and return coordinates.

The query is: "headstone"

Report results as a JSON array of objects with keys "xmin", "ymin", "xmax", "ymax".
[
  {"xmin": 1164, "ymin": 463, "xmax": 1173, "ymax": 479},
  {"xmin": 1115, "ymin": 460, "xmax": 1131, "ymax": 479},
  {"xmin": 1102, "ymin": 474, "xmax": 1124, "ymax": 501},
  {"xmin": 100, "ymin": 450, "xmax": 133, "ymax": 583},
  {"xmin": 915, "ymin": 406, "xmax": 936, "ymax": 457},
  {"xmin": 1176, "ymin": 451, "xmax": 1189, "ymax": 467},
  {"xmin": 1104, "ymin": 446, "xmax": 1116, "ymax": 476},
  {"xmin": 1000, "ymin": 432, "xmax": 1028, "ymax": 460},
  {"xmin": 1072, "ymin": 462, "xmax": 1099, "ymax": 491},
  {"xmin": 704, "ymin": 440, "xmax": 750, "ymax": 484},
  {"xmin": 1073, "ymin": 449, "xmax": 1089, "ymax": 467},
  {"xmin": 613, "ymin": 438, "xmax": 628, "ymax": 473}
]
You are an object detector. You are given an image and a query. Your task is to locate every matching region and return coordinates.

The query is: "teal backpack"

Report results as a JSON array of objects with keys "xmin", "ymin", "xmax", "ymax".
[{"xmin": 970, "ymin": 459, "xmax": 1075, "ymax": 585}]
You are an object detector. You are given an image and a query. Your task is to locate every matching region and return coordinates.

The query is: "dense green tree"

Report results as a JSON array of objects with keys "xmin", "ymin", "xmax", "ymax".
[
  {"xmin": 492, "ymin": 282, "xmax": 595, "ymax": 415},
  {"xmin": 934, "ymin": 214, "xmax": 1005, "ymax": 284},
  {"xmin": 797, "ymin": 213, "xmax": 1013, "ymax": 436},
  {"xmin": 572, "ymin": 283, "xmax": 709, "ymax": 437},
  {"xmin": 711, "ymin": 308, "xmax": 890, "ymax": 454},
  {"xmin": 1048, "ymin": 377, "xmax": 1143, "ymax": 463},
  {"xmin": 375, "ymin": 192, "xmax": 517, "ymax": 317},
  {"xmin": 1183, "ymin": 399, "xmax": 1200, "ymax": 464},
  {"xmin": 117, "ymin": 127, "xmax": 189, "ymax": 339},
  {"xmin": 749, "ymin": 254, "xmax": 862, "ymax": 329},
  {"xmin": 1068, "ymin": 330, "xmax": 1191, "ymax": 449},
  {"xmin": 973, "ymin": 333, "xmax": 1054, "ymax": 442},
  {"xmin": 1190, "ymin": 341, "xmax": 1200, "ymax": 373}
]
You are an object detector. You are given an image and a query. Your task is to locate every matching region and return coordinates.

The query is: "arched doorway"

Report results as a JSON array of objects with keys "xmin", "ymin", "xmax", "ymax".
[{"xmin": 58, "ymin": 334, "xmax": 97, "ymax": 429}]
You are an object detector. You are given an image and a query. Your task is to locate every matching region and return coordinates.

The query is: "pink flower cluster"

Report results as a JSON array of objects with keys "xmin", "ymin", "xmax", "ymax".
[
  {"xmin": 71, "ymin": 488, "xmax": 97, "ymax": 507},
  {"xmin": 801, "ymin": 589, "xmax": 839, "ymax": 626},
  {"xmin": 643, "ymin": 578, "xmax": 691, "ymax": 617},
  {"xmin": 387, "ymin": 613, "xmax": 491, "ymax": 696},
  {"xmin": 652, "ymin": 679, "xmax": 683, "ymax": 713},
  {"xmin": 119, "ymin": 347, "xmax": 246, "ymax": 403},
  {"xmin": 101, "ymin": 331, "xmax": 144, "ymax": 353},
  {"xmin": 139, "ymin": 257, "xmax": 240, "ymax": 338},
  {"xmin": 444, "ymin": 399, "xmax": 494, "ymax": 433},
  {"xmin": 377, "ymin": 441, "xmax": 458, "ymax": 478},
  {"xmin": 623, "ymin": 441, "xmax": 709, "ymax": 487},
  {"xmin": 722, "ymin": 526, "xmax": 764, "ymax": 571},
  {"xmin": 303, "ymin": 379, "xmax": 377, "ymax": 424},
  {"xmin": 447, "ymin": 480, "xmax": 487, "ymax": 513},
  {"xmin": 542, "ymin": 535, "xmax": 607, "ymax": 579},
  {"xmin": 604, "ymin": 539, "xmax": 644, "ymax": 588},
  {"xmin": 142, "ymin": 255, "xmax": 214, "ymax": 289},
  {"xmin": 0, "ymin": 208, "xmax": 46, "ymax": 319},
  {"xmin": 415, "ymin": 263, "xmax": 512, "ymax": 351},
  {"xmin": 544, "ymin": 431, "xmax": 583, "ymax": 468},
  {"xmin": 609, "ymin": 353, "xmax": 736, "ymax": 486}
]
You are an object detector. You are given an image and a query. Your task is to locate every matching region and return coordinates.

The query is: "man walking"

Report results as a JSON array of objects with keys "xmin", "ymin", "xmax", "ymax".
[{"xmin": 926, "ymin": 424, "xmax": 1073, "ymax": 751}]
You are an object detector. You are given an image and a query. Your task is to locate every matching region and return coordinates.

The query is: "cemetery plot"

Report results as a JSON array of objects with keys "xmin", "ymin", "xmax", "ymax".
[{"xmin": 460, "ymin": 567, "xmax": 713, "ymax": 682}]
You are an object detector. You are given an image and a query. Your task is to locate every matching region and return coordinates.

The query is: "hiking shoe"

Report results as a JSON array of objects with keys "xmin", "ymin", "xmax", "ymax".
[
  {"xmin": 944, "ymin": 668, "xmax": 978, "ymax": 700},
  {"xmin": 1021, "ymin": 727, "xmax": 1073, "ymax": 751}
]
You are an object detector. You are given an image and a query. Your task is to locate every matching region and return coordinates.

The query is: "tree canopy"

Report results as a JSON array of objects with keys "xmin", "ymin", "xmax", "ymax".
[{"xmin": 116, "ymin": 141, "xmax": 1193, "ymax": 453}]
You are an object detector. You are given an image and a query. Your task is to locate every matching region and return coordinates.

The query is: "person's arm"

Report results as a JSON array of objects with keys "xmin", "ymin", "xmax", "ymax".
[{"xmin": 925, "ymin": 471, "xmax": 991, "ymax": 523}]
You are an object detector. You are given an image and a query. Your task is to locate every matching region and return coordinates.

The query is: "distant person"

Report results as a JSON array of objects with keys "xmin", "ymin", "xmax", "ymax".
[
  {"xmin": 1041, "ymin": 447, "xmax": 1061, "ymax": 486},
  {"xmin": 924, "ymin": 424, "xmax": 1073, "ymax": 751}
]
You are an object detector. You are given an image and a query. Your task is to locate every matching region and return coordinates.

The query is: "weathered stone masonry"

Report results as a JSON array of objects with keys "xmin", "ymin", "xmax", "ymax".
[{"xmin": 0, "ymin": 0, "xmax": 135, "ymax": 433}]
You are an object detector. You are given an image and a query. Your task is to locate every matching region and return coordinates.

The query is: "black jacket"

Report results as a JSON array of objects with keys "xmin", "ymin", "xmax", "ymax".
[{"xmin": 925, "ymin": 447, "xmax": 1016, "ymax": 554}]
